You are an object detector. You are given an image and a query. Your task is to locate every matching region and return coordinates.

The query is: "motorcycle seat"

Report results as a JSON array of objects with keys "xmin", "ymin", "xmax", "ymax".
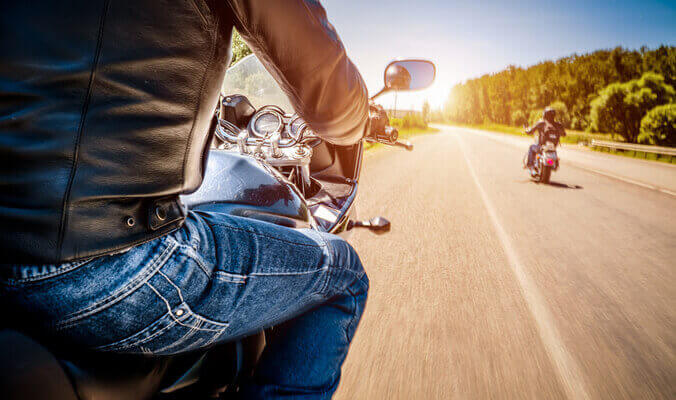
[
  {"xmin": 0, "ymin": 329, "xmax": 78, "ymax": 400},
  {"xmin": 59, "ymin": 349, "xmax": 177, "ymax": 400},
  {"xmin": 0, "ymin": 329, "xmax": 194, "ymax": 400},
  {"xmin": 0, "ymin": 328, "xmax": 266, "ymax": 400}
]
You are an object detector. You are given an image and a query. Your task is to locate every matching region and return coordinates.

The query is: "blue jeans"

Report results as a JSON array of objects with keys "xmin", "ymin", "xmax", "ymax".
[
  {"xmin": 527, "ymin": 144, "xmax": 540, "ymax": 167},
  {"xmin": 0, "ymin": 211, "xmax": 368, "ymax": 398}
]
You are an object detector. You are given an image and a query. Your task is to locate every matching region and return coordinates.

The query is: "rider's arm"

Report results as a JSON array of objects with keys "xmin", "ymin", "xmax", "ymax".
[
  {"xmin": 525, "ymin": 121, "xmax": 544, "ymax": 135},
  {"xmin": 228, "ymin": 0, "xmax": 369, "ymax": 146}
]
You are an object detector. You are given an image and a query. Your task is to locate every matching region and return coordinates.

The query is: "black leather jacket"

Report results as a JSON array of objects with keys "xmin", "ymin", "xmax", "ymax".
[
  {"xmin": 526, "ymin": 119, "xmax": 566, "ymax": 146},
  {"xmin": 0, "ymin": 0, "xmax": 369, "ymax": 264}
]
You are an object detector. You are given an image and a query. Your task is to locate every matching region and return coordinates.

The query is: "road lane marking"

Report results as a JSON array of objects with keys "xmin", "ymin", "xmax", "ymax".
[
  {"xmin": 580, "ymin": 167, "xmax": 656, "ymax": 189},
  {"xmin": 581, "ymin": 168, "xmax": 676, "ymax": 197},
  {"xmin": 455, "ymin": 133, "xmax": 591, "ymax": 400},
  {"xmin": 445, "ymin": 126, "xmax": 676, "ymax": 198}
]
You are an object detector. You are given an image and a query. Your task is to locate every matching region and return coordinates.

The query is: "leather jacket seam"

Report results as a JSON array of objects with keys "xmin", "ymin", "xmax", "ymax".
[
  {"xmin": 55, "ymin": 0, "xmax": 112, "ymax": 260},
  {"xmin": 180, "ymin": 17, "xmax": 219, "ymax": 189},
  {"xmin": 188, "ymin": 0, "xmax": 210, "ymax": 27}
]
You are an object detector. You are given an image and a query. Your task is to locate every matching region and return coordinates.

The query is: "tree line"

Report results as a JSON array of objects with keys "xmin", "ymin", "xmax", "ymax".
[{"xmin": 442, "ymin": 46, "xmax": 675, "ymax": 146}]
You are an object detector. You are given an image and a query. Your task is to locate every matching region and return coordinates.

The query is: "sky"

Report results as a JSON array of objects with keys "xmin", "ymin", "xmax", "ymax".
[{"xmin": 322, "ymin": 0, "xmax": 676, "ymax": 111}]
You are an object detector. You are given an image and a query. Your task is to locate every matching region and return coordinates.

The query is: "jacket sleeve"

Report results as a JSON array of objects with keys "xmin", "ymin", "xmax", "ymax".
[
  {"xmin": 525, "ymin": 121, "xmax": 544, "ymax": 135},
  {"xmin": 227, "ymin": 0, "xmax": 369, "ymax": 146}
]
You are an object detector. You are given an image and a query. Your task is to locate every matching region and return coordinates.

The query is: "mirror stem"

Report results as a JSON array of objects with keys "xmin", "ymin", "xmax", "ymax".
[{"xmin": 369, "ymin": 87, "xmax": 389, "ymax": 101}]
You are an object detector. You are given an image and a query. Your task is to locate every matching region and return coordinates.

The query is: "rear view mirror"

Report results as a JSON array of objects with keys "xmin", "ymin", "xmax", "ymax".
[{"xmin": 384, "ymin": 60, "xmax": 436, "ymax": 91}]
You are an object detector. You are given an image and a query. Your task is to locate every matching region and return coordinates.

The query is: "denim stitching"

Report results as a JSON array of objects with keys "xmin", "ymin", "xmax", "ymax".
[
  {"xmin": 187, "ymin": 337, "xmax": 207, "ymax": 351},
  {"xmin": 146, "ymin": 282, "xmax": 226, "ymax": 332},
  {"xmin": 344, "ymin": 286, "xmax": 358, "ymax": 343},
  {"xmin": 209, "ymin": 222, "xmax": 323, "ymax": 247},
  {"xmin": 248, "ymin": 266, "xmax": 329, "ymax": 277},
  {"xmin": 344, "ymin": 273, "xmax": 369, "ymax": 343},
  {"xmin": 214, "ymin": 271, "xmax": 247, "ymax": 284},
  {"xmin": 0, "ymin": 259, "xmax": 93, "ymax": 285},
  {"xmin": 189, "ymin": 234, "xmax": 201, "ymax": 249},
  {"xmin": 203, "ymin": 327, "xmax": 227, "ymax": 347},
  {"xmin": 158, "ymin": 270, "xmax": 229, "ymax": 329},
  {"xmin": 153, "ymin": 319, "xmax": 202, "ymax": 354},
  {"xmin": 178, "ymin": 244, "xmax": 211, "ymax": 278},
  {"xmin": 95, "ymin": 312, "xmax": 179, "ymax": 351},
  {"xmin": 158, "ymin": 270, "xmax": 184, "ymax": 302},
  {"xmin": 56, "ymin": 239, "xmax": 179, "ymax": 329},
  {"xmin": 190, "ymin": 312, "xmax": 229, "ymax": 330},
  {"xmin": 315, "ymin": 265, "xmax": 333, "ymax": 296}
]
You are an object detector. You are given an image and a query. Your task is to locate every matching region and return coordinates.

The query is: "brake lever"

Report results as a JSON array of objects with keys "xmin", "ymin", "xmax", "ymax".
[{"xmin": 393, "ymin": 140, "xmax": 413, "ymax": 151}]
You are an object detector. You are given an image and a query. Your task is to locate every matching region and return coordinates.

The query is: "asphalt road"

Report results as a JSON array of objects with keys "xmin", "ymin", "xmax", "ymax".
[{"xmin": 334, "ymin": 126, "xmax": 676, "ymax": 400}]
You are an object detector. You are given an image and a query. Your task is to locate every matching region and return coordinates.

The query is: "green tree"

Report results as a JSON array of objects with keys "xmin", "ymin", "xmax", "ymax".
[
  {"xmin": 511, "ymin": 109, "xmax": 527, "ymax": 126},
  {"xmin": 528, "ymin": 109, "xmax": 542, "ymax": 126},
  {"xmin": 639, "ymin": 104, "xmax": 676, "ymax": 146},
  {"xmin": 548, "ymin": 100, "xmax": 571, "ymax": 128},
  {"xmin": 230, "ymin": 30, "xmax": 252, "ymax": 66},
  {"xmin": 590, "ymin": 72, "xmax": 675, "ymax": 142},
  {"xmin": 442, "ymin": 46, "xmax": 675, "ymax": 134},
  {"xmin": 422, "ymin": 101, "xmax": 431, "ymax": 123}
]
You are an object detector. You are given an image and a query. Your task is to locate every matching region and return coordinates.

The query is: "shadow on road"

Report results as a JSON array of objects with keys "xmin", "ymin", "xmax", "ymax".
[{"xmin": 547, "ymin": 181, "xmax": 583, "ymax": 189}]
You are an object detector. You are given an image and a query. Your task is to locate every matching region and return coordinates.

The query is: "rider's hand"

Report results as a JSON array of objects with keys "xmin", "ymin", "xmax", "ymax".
[{"xmin": 368, "ymin": 102, "xmax": 389, "ymax": 138}]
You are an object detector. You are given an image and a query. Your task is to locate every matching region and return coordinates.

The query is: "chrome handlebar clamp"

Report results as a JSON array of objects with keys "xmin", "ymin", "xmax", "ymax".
[{"xmin": 237, "ymin": 130, "xmax": 250, "ymax": 154}]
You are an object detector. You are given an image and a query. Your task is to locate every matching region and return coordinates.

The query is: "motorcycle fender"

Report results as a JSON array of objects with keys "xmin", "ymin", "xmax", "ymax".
[{"xmin": 544, "ymin": 151, "xmax": 558, "ymax": 169}]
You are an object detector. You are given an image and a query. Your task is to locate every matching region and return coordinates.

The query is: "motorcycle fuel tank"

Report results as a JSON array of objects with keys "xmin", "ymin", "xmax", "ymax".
[{"xmin": 180, "ymin": 150, "xmax": 313, "ymax": 229}]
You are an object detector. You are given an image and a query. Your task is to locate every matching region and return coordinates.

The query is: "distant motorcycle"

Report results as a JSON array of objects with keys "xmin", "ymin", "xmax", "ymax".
[{"xmin": 523, "ymin": 127, "xmax": 559, "ymax": 184}]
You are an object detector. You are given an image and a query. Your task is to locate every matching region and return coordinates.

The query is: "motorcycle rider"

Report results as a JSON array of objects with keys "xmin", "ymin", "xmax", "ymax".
[
  {"xmin": 524, "ymin": 107, "xmax": 566, "ymax": 175},
  {"xmin": 0, "ymin": 1, "xmax": 383, "ymax": 398}
]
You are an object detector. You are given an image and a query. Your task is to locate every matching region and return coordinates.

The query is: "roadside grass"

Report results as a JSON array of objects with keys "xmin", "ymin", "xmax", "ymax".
[
  {"xmin": 446, "ymin": 122, "xmax": 613, "ymax": 144},
  {"xmin": 365, "ymin": 126, "xmax": 440, "ymax": 151},
  {"xmin": 443, "ymin": 122, "xmax": 675, "ymax": 164}
]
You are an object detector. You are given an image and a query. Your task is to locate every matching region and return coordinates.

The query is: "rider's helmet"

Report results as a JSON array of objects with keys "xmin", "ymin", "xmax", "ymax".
[
  {"xmin": 543, "ymin": 107, "xmax": 556, "ymax": 121},
  {"xmin": 385, "ymin": 64, "xmax": 412, "ymax": 90}
]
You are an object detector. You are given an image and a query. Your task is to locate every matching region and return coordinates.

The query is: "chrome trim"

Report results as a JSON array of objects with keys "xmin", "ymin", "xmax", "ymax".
[{"xmin": 250, "ymin": 109, "xmax": 283, "ymax": 139}]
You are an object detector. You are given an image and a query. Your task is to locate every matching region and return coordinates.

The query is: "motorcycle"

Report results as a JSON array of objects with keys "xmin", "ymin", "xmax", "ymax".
[
  {"xmin": 523, "ymin": 127, "xmax": 560, "ymax": 184},
  {"xmin": 0, "ymin": 54, "xmax": 435, "ymax": 400}
]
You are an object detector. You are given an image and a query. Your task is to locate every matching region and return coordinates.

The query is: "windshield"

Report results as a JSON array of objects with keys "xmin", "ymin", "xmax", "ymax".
[{"xmin": 222, "ymin": 54, "xmax": 294, "ymax": 112}]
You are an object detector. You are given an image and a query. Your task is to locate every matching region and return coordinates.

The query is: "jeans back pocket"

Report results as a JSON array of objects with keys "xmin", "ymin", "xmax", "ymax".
[{"xmin": 95, "ymin": 301, "xmax": 228, "ymax": 355}]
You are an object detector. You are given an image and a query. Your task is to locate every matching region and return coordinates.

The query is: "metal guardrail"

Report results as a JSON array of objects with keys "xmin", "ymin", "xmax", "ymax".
[{"xmin": 590, "ymin": 140, "xmax": 676, "ymax": 157}]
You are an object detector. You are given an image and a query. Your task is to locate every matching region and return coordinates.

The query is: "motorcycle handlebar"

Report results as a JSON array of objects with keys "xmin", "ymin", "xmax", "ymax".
[
  {"xmin": 365, "ymin": 126, "xmax": 413, "ymax": 151},
  {"xmin": 366, "ymin": 126, "xmax": 396, "ymax": 143}
]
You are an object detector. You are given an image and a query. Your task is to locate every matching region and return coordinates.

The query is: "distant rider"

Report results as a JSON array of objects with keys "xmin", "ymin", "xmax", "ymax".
[{"xmin": 524, "ymin": 107, "xmax": 566, "ymax": 175}]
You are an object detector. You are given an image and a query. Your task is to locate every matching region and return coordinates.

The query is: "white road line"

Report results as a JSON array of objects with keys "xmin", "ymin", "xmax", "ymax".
[
  {"xmin": 444, "ymin": 126, "xmax": 676, "ymax": 198},
  {"xmin": 455, "ymin": 133, "xmax": 591, "ymax": 400},
  {"xmin": 580, "ymin": 167, "xmax": 656, "ymax": 190},
  {"xmin": 564, "ymin": 165, "xmax": 676, "ymax": 197}
]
